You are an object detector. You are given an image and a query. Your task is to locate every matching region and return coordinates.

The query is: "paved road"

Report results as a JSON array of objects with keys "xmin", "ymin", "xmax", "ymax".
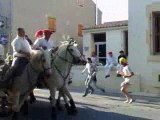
[{"xmin": 0, "ymin": 88, "xmax": 159, "ymax": 120}]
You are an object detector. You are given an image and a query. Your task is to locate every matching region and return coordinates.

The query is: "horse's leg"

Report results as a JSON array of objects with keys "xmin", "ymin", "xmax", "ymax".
[
  {"xmin": 49, "ymin": 87, "xmax": 57, "ymax": 118},
  {"xmin": 60, "ymin": 88, "xmax": 75, "ymax": 115},
  {"xmin": 20, "ymin": 100, "xmax": 28, "ymax": 116},
  {"xmin": 56, "ymin": 90, "xmax": 63, "ymax": 111},
  {"xmin": 62, "ymin": 87, "xmax": 78, "ymax": 114},
  {"xmin": 29, "ymin": 91, "xmax": 36, "ymax": 104},
  {"xmin": 11, "ymin": 88, "xmax": 20, "ymax": 112}
]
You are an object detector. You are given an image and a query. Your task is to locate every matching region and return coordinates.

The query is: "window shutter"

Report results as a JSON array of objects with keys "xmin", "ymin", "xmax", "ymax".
[
  {"xmin": 153, "ymin": 12, "xmax": 160, "ymax": 53},
  {"xmin": 78, "ymin": 24, "xmax": 83, "ymax": 37},
  {"xmin": 48, "ymin": 17, "xmax": 56, "ymax": 32}
]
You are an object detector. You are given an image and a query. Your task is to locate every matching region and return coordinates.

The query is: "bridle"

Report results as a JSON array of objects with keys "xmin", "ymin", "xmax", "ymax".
[
  {"xmin": 51, "ymin": 43, "xmax": 81, "ymax": 85},
  {"xmin": 40, "ymin": 54, "xmax": 52, "ymax": 73}
]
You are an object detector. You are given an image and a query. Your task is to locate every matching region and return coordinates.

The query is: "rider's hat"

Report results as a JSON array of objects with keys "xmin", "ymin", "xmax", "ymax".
[
  {"xmin": 43, "ymin": 29, "xmax": 53, "ymax": 35},
  {"xmin": 35, "ymin": 30, "xmax": 43, "ymax": 38}
]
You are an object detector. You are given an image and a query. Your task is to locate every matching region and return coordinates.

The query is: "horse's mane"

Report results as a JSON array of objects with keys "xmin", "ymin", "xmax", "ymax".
[{"xmin": 59, "ymin": 41, "xmax": 70, "ymax": 47}]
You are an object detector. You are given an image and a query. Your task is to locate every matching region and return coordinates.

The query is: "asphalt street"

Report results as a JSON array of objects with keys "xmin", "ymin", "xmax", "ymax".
[{"xmin": 0, "ymin": 88, "xmax": 159, "ymax": 120}]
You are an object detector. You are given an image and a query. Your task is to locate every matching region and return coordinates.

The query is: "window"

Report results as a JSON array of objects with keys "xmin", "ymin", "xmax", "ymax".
[
  {"xmin": 152, "ymin": 12, "xmax": 160, "ymax": 54},
  {"xmin": 78, "ymin": 24, "xmax": 83, "ymax": 37},
  {"xmin": 48, "ymin": 16, "xmax": 56, "ymax": 32},
  {"xmin": 123, "ymin": 30, "xmax": 128, "ymax": 56},
  {"xmin": 77, "ymin": 0, "xmax": 84, "ymax": 7}
]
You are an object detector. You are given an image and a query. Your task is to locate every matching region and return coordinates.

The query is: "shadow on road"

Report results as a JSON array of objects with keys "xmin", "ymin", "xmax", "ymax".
[{"xmin": 27, "ymin": 98, "xmax": 151, "ymax": 120}]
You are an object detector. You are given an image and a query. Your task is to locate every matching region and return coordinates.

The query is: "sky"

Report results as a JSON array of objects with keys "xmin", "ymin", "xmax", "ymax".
[{"xmin": 92, "ymin": 0, "xmax": 128, "ymax": 23}]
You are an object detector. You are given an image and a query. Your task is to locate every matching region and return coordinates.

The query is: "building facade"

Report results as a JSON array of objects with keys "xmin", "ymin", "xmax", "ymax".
[
  {"xmin": 83, "ymin": 20, "xmax": 128, "ymax": 65},
  {"xmin": 11, "ymin": 0, "xmax": 102, "ymax": 52},
  {"xmin": 0, "ymin": 0, "xmax": 11, "ymax": 57},
  {"xmin": 129, "ymin": 0, "xmax": 160, "ymax": 94},
  {"xmin": 0, "ymin": 0, "xmax": 102, "ymax": 54}
]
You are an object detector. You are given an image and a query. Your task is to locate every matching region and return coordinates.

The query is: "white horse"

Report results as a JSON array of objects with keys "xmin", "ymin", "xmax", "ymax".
[
  {"xmin": 0, "ymin": 49, "xmax": 52, "ymax": 118},
  {"xmin": 45, "ymin": 39, "xmax": 85, "ymax": 118}
]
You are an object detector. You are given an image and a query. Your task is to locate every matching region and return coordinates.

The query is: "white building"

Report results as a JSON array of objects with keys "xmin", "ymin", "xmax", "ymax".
[
  {"xmin": 129, "ymin": 0, "xmax": 160, "ymax": 94},
  {"xmin": 83, "ymin": 20, "xmax": 128, "ymax": 65},
  {"xmin": 11, "ymin": 0, "xmax": 102, "ymax": 52},
  {"xmin": 0, "ymin": 0, "xmax": 102, "ymax": 54}
]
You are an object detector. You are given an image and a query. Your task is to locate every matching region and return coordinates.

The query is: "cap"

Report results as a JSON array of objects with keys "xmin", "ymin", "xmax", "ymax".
[
  {"xmin": 43, "ymin": 29, "xmax": 53, "ymax": 35},
  {"xmin": 119, "ymin": 57, "xmax": 127, "ymax": 64},
  {"xmin": 35, "ymin": 30, "xmax": 43, "ymax": 38},
  {"xmin": 108, "ymin": 51, "xmax": 112, "ymax": 54}
]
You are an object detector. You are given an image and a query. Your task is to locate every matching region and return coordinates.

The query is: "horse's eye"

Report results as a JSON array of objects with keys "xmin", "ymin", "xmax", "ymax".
[{"xmin": 69, "ymin": 49, "xmax": 73, "ymax": 52}]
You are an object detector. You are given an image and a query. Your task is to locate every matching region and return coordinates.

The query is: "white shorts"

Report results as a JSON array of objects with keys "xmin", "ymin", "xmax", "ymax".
[{"xmin": 120, "ymin": 78, "xmax": 132, "ymax": 87}]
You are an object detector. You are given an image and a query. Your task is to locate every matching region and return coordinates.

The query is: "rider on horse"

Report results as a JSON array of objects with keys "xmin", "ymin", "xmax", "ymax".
[{"xmin": 0, "ymin": 28, "xmax": 32, "ymax": 88}]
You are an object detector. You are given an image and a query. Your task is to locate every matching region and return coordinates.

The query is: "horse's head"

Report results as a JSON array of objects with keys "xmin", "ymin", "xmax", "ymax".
[
  {"xmin": 56, "ymin": 39, "xmax": 86, "ymax": 64},
  {"xmin": 30, "ymin": 49, "xmax": 52, "ymax": 76}
]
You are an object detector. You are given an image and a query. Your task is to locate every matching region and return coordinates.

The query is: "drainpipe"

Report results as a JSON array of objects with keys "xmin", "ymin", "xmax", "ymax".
[{"xmin": 95, "ymin": 0, "xmax": 98, "ymax": 25}]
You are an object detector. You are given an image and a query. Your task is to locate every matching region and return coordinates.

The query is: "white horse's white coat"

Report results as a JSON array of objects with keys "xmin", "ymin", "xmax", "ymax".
[
  {"xmin": 8, "ymin": 49, "xmax": 52, "ymax": 112},
  {"xmin": 45, "ymin": 40, "xmax": 84, "ymax": 107}
]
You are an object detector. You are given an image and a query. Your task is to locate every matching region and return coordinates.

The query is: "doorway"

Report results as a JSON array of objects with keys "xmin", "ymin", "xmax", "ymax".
[{"xmin": 93, "ymin": 33, "xmax": 106, "ymax": 65}]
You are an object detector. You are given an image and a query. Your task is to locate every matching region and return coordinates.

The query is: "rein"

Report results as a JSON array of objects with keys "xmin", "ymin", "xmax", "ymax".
[{"xmin": 51, "ymin": 45, "xmax": 76, "ymax": 86}]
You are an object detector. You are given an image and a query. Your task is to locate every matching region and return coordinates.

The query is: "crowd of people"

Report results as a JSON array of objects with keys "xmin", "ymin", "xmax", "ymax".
[{"xmin": 81, "ymin": 50, "xmax": 134, "ymax": 104}]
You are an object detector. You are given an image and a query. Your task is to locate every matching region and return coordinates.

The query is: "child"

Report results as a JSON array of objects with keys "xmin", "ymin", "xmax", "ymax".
[
  {"xmin": 118, "ymin": 57, "xmax": 134, "ymax": 104},
  {"xmin": 82, "ymin": 57, "xmax": 97, "ymax": 97}
]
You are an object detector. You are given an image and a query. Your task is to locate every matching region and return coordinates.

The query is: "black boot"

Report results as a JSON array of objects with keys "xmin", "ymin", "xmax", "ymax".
[
  {"xmin": 69, "ymin": 99, "xmax": 78, "ymax": 114},
  {"xmin": 65, "ymin": 103, "xmax": 72, "ymax": 115},
  {"xmin": 29, "ymin": 92, "xmax": 36, "ymax": 104},
  {"xmin": 21, "ymin": 100, "xmax": 28, "ymax": 116}
]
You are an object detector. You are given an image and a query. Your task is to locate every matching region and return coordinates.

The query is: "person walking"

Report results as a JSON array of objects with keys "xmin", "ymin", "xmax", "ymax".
[
  {"xmin": 82, "ymin": 58, "xmax": 98, "ymax": 97},
  {"xmin": 91, "ymin": 52, "xmax": 105, "ymax": 93},
  {"xmin": 104, "ymin": 51, "xmax": 117, "ymax": 78},
  {"xmin": 118, "ymin": 57, "xmax": 134, "ymax": 104}
]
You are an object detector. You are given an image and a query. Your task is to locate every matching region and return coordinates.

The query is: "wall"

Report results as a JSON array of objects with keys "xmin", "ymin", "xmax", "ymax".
[
  {"xmin": 129, "ymin": 0, "xmax": 160, "ymax": 94},
  {"xmin": 70, "ymin": 65, "xmax": 140, "ymax": 93},
  {"xmin": 83, "ymin": 27, "xmax": 128, "ymax": 59},
  {"xmin": 106, "ymin": 28, "xmax": 127, "ymax": 58},
  {"xmin": 11, "ymin": 0, "xmax": 100, "ymax": 52},
  {"xmin": 0, "ymin": 0, "xmax": 11, "ymax": 56}
]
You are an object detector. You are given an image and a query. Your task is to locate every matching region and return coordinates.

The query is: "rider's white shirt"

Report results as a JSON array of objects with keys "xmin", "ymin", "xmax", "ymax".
[
  {"xmin": 11, "ymin": 36, "xmax": 32, "ymax": 58},
  {"xmin": 33, "ymin": 37, "xmax": 54, "ymax": 49}
]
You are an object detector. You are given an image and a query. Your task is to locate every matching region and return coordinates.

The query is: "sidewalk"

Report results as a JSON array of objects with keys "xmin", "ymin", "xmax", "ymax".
[
  {"xmin": 34, "ymin": 85, "xmax": 160, "ymax": 106},
  {"xmin": 68, "ymin": 86, "xmax": 160, "ymax": 105}
]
